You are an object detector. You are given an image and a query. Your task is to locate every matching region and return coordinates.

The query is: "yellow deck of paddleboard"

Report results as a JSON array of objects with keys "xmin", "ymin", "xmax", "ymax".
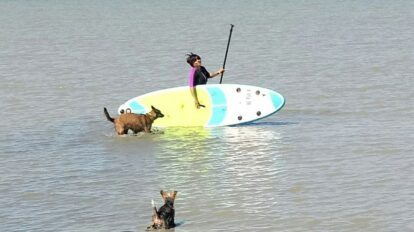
[{"xmin": 134, "ymin": 88, "xmax": 212, "ymax": 127}]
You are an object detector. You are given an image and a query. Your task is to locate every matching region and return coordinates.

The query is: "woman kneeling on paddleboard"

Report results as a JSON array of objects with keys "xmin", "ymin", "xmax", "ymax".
[{"xmin": 186, "ymin": 53, "xmax": 224, "ymax": 108}]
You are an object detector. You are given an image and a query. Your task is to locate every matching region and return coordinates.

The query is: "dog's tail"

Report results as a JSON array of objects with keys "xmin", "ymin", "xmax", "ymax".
[
  {"xmin": 151, "ymin": 200, "xmax": 158, "ymax": 216},
  {"xmin": 151, "ymin": 200, "xmax": 160, "ymax": 219},
  {"xmin": 104, "ymin": 107, "xmax": 115, "ymax": 123},
  {"xmin": 147, "ymin": 200, "xmax": 160, "ymax": 230}
]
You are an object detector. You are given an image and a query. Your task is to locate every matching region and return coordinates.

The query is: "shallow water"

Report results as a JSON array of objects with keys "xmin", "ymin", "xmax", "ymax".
[{"xmin": 1, "ymin": 1, "xmax": 413, "ymax": 231}]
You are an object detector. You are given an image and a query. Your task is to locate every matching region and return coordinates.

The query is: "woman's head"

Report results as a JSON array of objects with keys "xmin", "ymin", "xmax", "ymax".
[{"xmin": 186, "ymin": 53, "xmax": 201, "ymax": 67}]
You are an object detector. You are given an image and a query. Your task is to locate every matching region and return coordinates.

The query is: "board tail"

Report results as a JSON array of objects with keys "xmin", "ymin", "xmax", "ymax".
[{"xmin": 103, "ymin": 107, "xmax": 115, "ymax": 123}]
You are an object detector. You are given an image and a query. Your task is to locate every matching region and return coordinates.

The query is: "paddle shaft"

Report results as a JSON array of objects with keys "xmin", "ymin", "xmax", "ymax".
[{"xmin": 220, "ymin": 24, "xmax": 234, "ymax": 84}]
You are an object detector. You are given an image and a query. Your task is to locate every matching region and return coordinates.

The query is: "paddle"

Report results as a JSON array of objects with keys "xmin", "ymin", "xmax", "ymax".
[{"xmin": 219, "ymin": 24, "xmax": 234, "ymax": 84}]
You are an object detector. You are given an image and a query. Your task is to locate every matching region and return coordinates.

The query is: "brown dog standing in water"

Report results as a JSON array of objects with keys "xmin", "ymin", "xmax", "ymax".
[
  {"xmin": 147, "ymin": 190, "xmax": 177, "ymax": 230},
  {"xmin": 104, "ymin": 106, "xmax": 164, "ymax": 135}
]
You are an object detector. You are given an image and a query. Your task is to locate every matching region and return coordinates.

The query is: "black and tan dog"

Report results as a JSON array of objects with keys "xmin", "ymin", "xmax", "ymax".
[
  {"xmin": 147, "ymin": 190, "xmax": 177, "ymax": 230},
  {"xmin": 104, "ymin": 106, "xmax": 164, "ymax": 135}
]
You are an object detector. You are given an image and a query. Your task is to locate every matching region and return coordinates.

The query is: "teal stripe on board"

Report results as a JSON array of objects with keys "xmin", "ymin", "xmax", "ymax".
[{"xmin": 207, "ymin": 87, "xmax": 227, "ymax": 126}]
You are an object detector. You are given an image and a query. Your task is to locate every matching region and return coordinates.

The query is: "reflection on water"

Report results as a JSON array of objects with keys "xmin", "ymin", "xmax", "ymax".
[
  {"xmin": 216, "ymin": 125, "xmax": 285, "ymax": 180},
  {"xmin": 157, "ymin": 124, "xmax": 283, "ymax": 152},
  {"xmin": 153, "ymin": 125, "xmax": 285, "ymax": 170}
]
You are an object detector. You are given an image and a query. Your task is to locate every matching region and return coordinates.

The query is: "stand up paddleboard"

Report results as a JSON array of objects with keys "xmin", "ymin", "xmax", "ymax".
[{"xmin": 118, "ymin": 84, "xmax": 285, "ymax": 127}]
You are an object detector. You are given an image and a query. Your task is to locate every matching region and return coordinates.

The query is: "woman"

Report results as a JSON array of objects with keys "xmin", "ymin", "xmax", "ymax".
[{"xmin": 186, "ymin": 53, "xmax": 224, "ymax": 108}]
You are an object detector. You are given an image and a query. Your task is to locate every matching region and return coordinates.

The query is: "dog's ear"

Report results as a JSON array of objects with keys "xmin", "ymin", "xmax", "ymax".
[
  {"xmin": 160, "ymin": 190, "xmax": 165, "ymax": 199},
  {"xmin": 151, "ymin": 105, "xmax": 155, "ymax": 110},
  {"xmin": 173, "ymin": 191, "xmax": 177, "ymax": 199}
]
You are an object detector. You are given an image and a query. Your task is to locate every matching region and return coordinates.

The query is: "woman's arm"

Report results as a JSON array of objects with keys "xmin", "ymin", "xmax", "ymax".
[
  {"xmin": 209, "ymin": 67, "xmax": 225, "ymax": 78},
  {"xmin": 189, "ymin": 87, "xmax": 202, "ymax": 108},
  {"xmin": 189, "ymin": 68, "xmax": 202, "ymax": 108}
]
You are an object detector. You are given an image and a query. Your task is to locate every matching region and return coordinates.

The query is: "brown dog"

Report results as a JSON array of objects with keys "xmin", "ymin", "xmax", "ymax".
[
  {"xmin": 104, "ymin": 106, "xmax": 164, "ymax": 135},
  {"xmin": 147, "ymin": 190, "xmax": 177, "ymax": 230}
]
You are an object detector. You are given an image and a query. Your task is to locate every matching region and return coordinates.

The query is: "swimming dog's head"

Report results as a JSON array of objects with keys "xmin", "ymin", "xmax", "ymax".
[{"xmin": 160, "ymin": 190, "xmax": 177, "ymax": 207}]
